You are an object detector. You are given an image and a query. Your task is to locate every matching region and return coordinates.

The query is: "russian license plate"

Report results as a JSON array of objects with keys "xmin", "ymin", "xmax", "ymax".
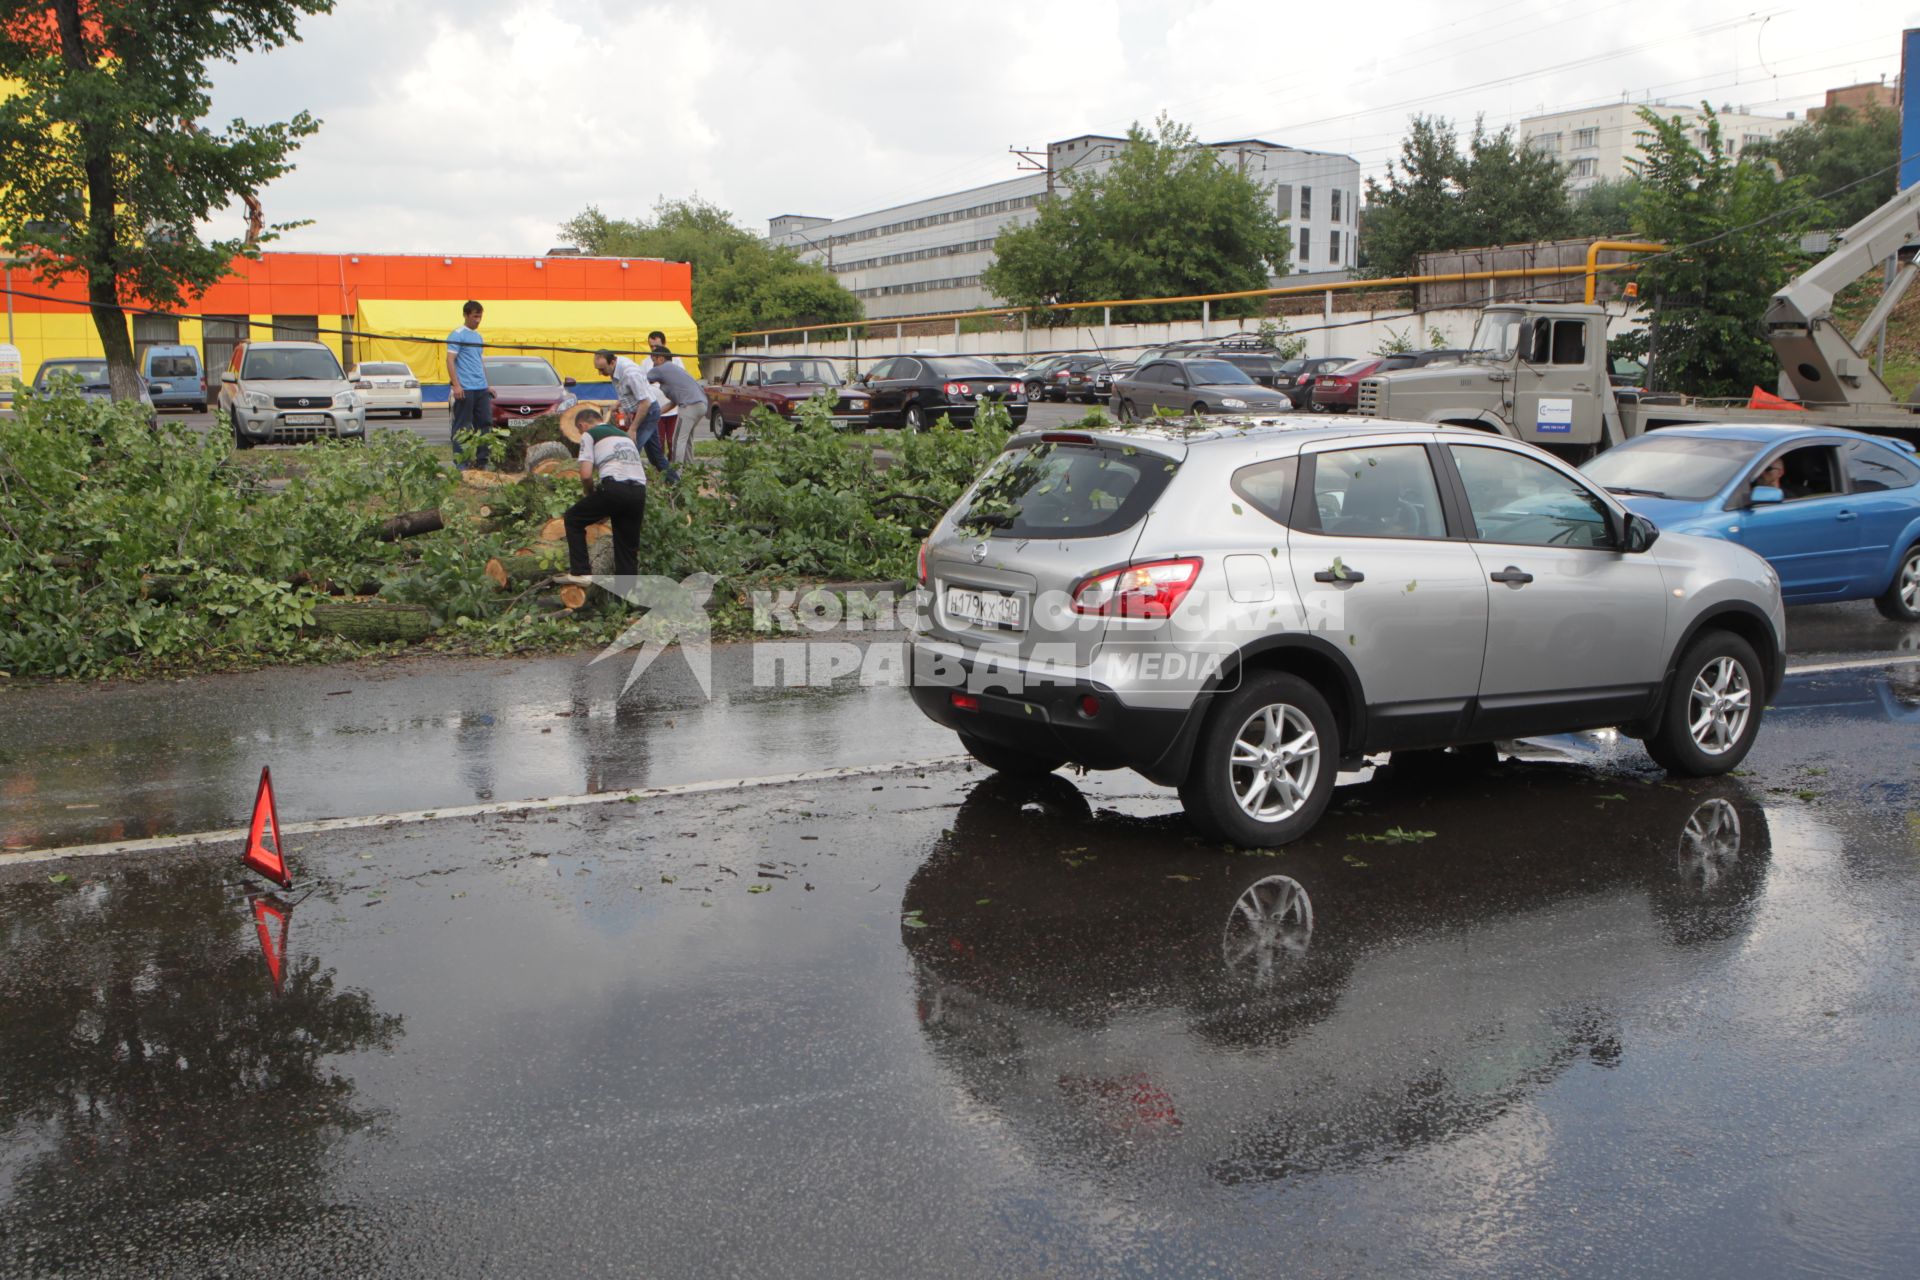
[
  {"xmin": 944, "ymin": 586, "xmax": 1024, "ymax": 630},
  {"xmin": 284, "ymin": 413, "xmax": 326, "ymax": 425},
  {"xmin": 507, "ymin": 417, "xmax": 536, "ymax": 427}
]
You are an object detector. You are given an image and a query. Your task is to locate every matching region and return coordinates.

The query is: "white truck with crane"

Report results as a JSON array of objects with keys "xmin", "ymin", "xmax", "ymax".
[{"xmin": 1355, "ymin": 182, "xmax": 1920, "ymax": 459}]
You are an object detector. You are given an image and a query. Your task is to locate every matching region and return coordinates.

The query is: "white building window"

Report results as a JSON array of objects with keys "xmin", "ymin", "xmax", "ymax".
[
  {"xmin": 1331, "ymin": 189, "xmax": 1342, "ymax": 222},
  {"xmin": 1300, "ymin": 186, "xmax": 1312, "ymax": 219},
  {"xmin": 1569, "ymin": 158, "xmax": 1599, "ymax": 179},
  {"xmin": 1330, "ymin": 229, "xmax": 1342, "ymax": 264},
  {"xmin": 1528, "ymin": 132, "xmax": 1561, "ymax": 154},
  {"xmin": 1299, "ymin": 228, "xmax": 1311, "ymax": 262},
  {"xmin": 1573, "ymin": 127, "xmax": 1598, "ymax": 148}
]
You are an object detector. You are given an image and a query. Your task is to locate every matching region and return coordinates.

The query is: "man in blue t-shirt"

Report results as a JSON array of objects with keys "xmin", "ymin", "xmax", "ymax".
[{"xmin": 446, "ymin": 300, "xmax": 492, "ymax": 468}]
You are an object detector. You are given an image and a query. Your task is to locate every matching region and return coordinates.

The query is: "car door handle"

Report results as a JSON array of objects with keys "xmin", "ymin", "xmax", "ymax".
[
  {"xmin": 1313, "ymin": 568, "xmax": 1365, "ymax": 583},
  {"xmin": 1490, "ymin": 566, "xmax": 1534, "ymax": 586},
  {"xmin": 1836, "ymin": 510, "xmax": 1857, "ymax": 521}
]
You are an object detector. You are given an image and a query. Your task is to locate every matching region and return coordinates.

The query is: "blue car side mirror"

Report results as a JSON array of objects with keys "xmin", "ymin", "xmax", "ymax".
[{"xmin": 1749, "ymin": 485, "xmax": 1784, "ymax": 506}]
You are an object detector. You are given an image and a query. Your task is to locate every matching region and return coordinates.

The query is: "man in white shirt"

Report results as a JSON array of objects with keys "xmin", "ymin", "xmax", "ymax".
[
  {"xmin": 559, "ymin": 407, "xmax": 648, "ymax": 583},
  {"xmin": 593, "ymin": 349, "xmax": 679, "ymax": 483}
]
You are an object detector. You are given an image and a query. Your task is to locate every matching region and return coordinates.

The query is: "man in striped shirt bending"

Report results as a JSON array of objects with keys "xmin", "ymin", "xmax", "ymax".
[{"xmin": 559, "ymin": 407, "xmax": 647, "ymax": 583}]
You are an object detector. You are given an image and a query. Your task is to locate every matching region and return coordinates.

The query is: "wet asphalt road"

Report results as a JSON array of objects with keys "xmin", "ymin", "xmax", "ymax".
[{"xmin": 2, "ymin": 609, "xmax": 1919, "ymax": 1275}]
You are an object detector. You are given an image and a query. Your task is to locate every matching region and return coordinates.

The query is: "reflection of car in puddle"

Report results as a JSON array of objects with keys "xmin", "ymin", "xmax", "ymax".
[{"xmin": 903, "ymin": 767, "xmax": 1772, "ymax": 1186}]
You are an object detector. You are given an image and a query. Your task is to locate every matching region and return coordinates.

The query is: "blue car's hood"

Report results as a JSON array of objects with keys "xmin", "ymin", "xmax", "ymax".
[{"xmin": 1614, "ymin": 493, "xmax": 1721, "ymax": 530}]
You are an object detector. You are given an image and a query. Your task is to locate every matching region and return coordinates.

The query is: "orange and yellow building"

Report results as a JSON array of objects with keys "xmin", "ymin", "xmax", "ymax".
[{"xmin": 2, "ymin": 250, "xmax": 697, "ymax": 388}]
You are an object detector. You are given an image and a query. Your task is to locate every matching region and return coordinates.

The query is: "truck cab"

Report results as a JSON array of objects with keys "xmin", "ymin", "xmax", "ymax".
[{"xmin": 1356, "ymin": 302, "xmax": 1625, "ymax": 459}]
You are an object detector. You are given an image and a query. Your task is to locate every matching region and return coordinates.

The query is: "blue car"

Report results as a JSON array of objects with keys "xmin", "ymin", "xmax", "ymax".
[{"xmin": 1583, "ymin": 424, "xmax": 1920, "ymax": 619}]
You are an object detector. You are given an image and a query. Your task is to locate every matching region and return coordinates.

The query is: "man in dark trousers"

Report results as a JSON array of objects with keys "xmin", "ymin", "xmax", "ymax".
[{"xmin": 558, "ymin": 407, "xmax": 646, "ymax": 585}]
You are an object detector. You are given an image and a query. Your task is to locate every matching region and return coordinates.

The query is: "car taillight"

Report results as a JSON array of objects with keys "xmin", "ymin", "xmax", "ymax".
[
  {"xmin": 944, "ymin": 382, "xmax": 972, "ymax": 396},
  {"xmin": 404, "ymin": 379, "xmax": 420, "ymax": 389},
  {"xmin": 1053, "ymin": 371, "xmax": 1069, "ymax": 380},
  {"xmin": 1072, "ymin": 558, "xmax": 1203, "ymax": 619},
  {"xmin": 917, "ymin": 539, "xmax": 928, "ymax": 585},
  {"xmin": 353, "ymin": 380, "xmax": 371, "ymax": 389}
]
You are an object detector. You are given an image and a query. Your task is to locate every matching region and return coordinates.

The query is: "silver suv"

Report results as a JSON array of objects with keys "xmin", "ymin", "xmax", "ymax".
[
  {"xmin": 219, "ymin": 340, "xmax": 367, "ymax": 449},
  {"xmin": 909, "ymin": 419, "xmax": 1787, "ymax": 847}
]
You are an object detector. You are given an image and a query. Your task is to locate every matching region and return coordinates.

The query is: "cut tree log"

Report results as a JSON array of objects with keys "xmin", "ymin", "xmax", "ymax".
[
  {"xmin": 483, "ymin": 554, "xmax": 551, "ymax": 590},
  {"xmin": 376, "ymin": 508, "xmax": 445, "ymax": 541},
  {"xmin": 310, "ymin": 601, "xmax": 434, "ymax": 643},
  {"xmin": 531, "ymin": 586, "xmax": 590, "ymax": 611},
  {"xmin": 559, "ymin": 400, "xmax": 620, "ymax": 443}
]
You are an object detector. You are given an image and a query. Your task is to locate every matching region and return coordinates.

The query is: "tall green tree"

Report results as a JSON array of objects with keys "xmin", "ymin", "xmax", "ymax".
[
  {"xmin": 560, "ymin": 197, "xmax": 861, "ymax": 349},
  {"xmin": 1625, "ymin": 105, "xmax": 1821, "ymax": 396},
  {"xmin": 1570, "ymin": 175, "xmax": 1643, "ymax": 238},
  {"xmin": 1362, "ymin": 115, "xmax": 1575, "ymax": 277},
  {"xmin": 981, "ymin": 115, "xmax": 1291, "ymax": 322},
  {"xmin": 0, "ymin": 1, "xmax": 332, "ymax": 400},
  {"xmin": 1745, "ymin": 103, "xmax": 1900, "ymax": 229}
]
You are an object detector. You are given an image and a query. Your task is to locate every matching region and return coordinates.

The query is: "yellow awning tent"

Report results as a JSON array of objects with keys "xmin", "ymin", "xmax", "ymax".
[{"xmin": 353, "ymin": 299, "xmax": 698, "ymax": 384}]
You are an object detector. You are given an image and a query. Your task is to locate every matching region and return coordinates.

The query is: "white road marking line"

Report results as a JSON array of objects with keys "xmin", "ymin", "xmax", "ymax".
[
  {"xmin": 1784, "ymin": 654, "xmax": 1920, "ymax": 676},
  {"xmin": 1, "ymin": 756, "xmax": 971, "ymax": 867}
]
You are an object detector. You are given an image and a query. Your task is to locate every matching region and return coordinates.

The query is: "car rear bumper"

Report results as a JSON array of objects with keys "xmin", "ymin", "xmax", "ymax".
[
  {"xmin": 364, "ymin": 390, "xmax": 422, "ymax": 411},
  {"xmin": 908, "ymin": 641, "xmax": 1195, "ymax": 782}
]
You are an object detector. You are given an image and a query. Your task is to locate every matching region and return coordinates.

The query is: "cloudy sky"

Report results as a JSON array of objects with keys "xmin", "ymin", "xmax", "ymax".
[{"xmin": 205, "ymin": 0, "xmax": 1911, "ymax": 255}]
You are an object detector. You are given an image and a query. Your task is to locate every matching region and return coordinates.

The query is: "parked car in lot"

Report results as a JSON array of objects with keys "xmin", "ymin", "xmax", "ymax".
[
  {"xmin": 30, "ymin": 359, "xmax": 162, "ymax": 416},
  {"xmin": 141, "ymin": 345, "xmax": 206, "ymax": 412},
  {"xmin": 859, "ymin": 354, "xmax": 1027, "ymax": 430},
  {"xmin": 1311, "ymin": 350, "xmax": 1473, "ymax": 411},
  {"xmin": 1017, "ymin": 354, "xmax": 1074, "ymax": 400},
  {"xmin": 484, "ymin": 355, "xmax": 575, "ymax": 429},
  {"xmin": 347, "ymin": 361, "xmax": 423, "ymax": 419},
  {"xmin": 910, "ymin": 419, "xmax": 1786, "ymax": 846},
  {"xmin": 219, "ymin": 341, "xmax": 364, "ymax": 448},
  {"xmin": 1109, "ymin": 357, "xmax": 1294, "ymax": 420},
  {"xmin": 1274, "ymin": 356, "xmax": 1352, "ymax": 406},
  {"xmin": 1033, "ymin": 356, "xmax": 1117, "ymax": 403},
  {"xmin": 1583, "ymin": 423, "xmax": 1920, "ymax": 618},
  {"xmin": 704, "ymin": 354, "xmax": 871, "ymax": 436}
]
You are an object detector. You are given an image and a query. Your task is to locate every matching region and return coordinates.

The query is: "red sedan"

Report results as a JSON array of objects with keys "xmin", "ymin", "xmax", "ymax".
[{"xmin": 485, "ymin": 356, "xmax": 577, "ymax": 427}]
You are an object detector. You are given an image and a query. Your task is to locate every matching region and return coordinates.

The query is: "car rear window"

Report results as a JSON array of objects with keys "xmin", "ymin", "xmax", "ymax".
[
  {"xmin": 956, "ymin": 440, "xmax": 1178, "ymax": 539},
  {"xmin": 149, "ymin": 356, "xmax": 197, "ymax": 377},
  {"xmin": 1328, "ymin": 360, "xmax": 1376, "ymax": 376},
  {"xmin": 928, "ymin": 357, "xmax": 1005, "ymax": 379},
  {"xmin": 363, "ymin": 362, "xmax": 411, "ymax": 376}
]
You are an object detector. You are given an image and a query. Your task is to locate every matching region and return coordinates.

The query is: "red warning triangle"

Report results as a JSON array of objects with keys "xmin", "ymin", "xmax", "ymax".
[
  {"xmin": 252, "ymin": 895, "xmax": 291, "ymax": 995},
  {"xmin": 1747, "ymin": 386, "xmax": 1804, "ymax": 410},
  {"xmin": 242, "ymin": 766, "xmax": 292, "ymax": 889}
]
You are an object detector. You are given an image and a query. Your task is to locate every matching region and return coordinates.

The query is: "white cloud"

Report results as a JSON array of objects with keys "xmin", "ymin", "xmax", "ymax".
[{"xmin": 206, "ymin": 0, "xmax": 1910, "ymax": 254}]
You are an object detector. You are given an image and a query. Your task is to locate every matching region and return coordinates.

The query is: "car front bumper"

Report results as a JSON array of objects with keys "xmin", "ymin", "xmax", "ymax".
[{"xmin": 234, "ymin": 408, "xmax": 367, "ymax": 441}]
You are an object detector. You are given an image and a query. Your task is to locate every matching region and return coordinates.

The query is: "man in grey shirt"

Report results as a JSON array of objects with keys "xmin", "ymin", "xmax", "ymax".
[
  {"xmin": 593, "ymin": 349, "xmax": 678, "ymax": 483},
  {"xmin": 645, "ymin": 350, "xmax": 707, "ymax": 465}
]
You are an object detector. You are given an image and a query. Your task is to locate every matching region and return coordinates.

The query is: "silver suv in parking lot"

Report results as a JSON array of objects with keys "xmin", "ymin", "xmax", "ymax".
[
  {"xmin": 909, "ymin": 418, "xmax": 1787, "ymax": 847},
  {"xmin": 219, "ymin": 339, "xmax": 367, "ymax": 449}
]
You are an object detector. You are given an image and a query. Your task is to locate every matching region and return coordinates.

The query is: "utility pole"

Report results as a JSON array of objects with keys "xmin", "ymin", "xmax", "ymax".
[{"xmin": 1010, "ymin": 145, "xmax": 1053, "ymax": 200}]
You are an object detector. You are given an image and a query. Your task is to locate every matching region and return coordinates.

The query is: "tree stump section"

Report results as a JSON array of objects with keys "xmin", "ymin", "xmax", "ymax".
[
  {"xmin": 375, "ymin": 508, "xmax": 445, "ymax": 541},
  {"xmin": 483, "ymin": 554, "xmax": 551, "ymax": 590},
  {"xmin": 311, "ymin": 601, "xmax": 434, "ymax": 644}
]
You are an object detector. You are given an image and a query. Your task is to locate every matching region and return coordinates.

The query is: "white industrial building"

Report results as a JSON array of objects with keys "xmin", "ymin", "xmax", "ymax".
[
  {"xmin": 1521, "ymin": 101, "xmax": 1801, "ymax": 193},
  {"xmin": 769, "ymin": 134, "xmax": 1361, "ymax": 320}
]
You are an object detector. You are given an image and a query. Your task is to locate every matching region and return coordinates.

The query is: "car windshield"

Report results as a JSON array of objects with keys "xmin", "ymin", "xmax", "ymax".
[
  {"xmin": 362, "ymin": 363, "xmax": 411, "ymax": 376},
  {"xmin": 956, "ymin": 440, "xmax": 1179, "ymax": 539},
  {"xmin": 43, "ymin": 361, "xmax": 108, "ymax": 383},
  {"xmin": 485, "ymin": 359, "xmax": 560, "ymax": 386},
  {"xmin": 241, "ymin": 348, "xmax": 343, "ymax": 380},
  {"xmin": 1470, "ymin": 310, "xmax": 1526, "ymax": 360},
  {"xmin": 1329, "ymin": 359, "xmax": 1377, "ymax": 376},
  {"xmin": 1277, "ymin": 359, "xmax": 1309, "ymax": 375},
  {"xmin": 760, "ymin": 359, "xmax": 840, "ymax": 386},
  {"xmin": 928, "ymin": 357, "xmax": 1005, "ymax": 379},
  {"xmin": 1185, "ymin": 360, "xmax": 1255, "ymax": 385},
  {"xmin": 1582, "ymin": 435, "xmax": 1767, "ymax": 500}
]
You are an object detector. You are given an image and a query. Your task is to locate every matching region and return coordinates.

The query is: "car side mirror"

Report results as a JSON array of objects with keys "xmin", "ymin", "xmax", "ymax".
[
  {"xmin": 220, "ymin": 370, "xmax": 237, "ymax": 383},
  {"xmin": 563, "ymin": 376, "xmax": 577, "ymax": 388},
  {"xmin": 1748, "ymin": 485, "xmax": 1784, "ymax": 507},
  {"xmin": 1623, "ymin": 512, "xmax": 1660, "ymax": 553}
]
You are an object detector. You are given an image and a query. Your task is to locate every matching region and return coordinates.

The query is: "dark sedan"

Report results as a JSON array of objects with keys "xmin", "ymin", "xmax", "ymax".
[
  {"xmin": 859, "ymin": 355, "xmax": 1028, "ymax": 430},
  {"xmin": 1036, "ymin": 356, "xmax": 1117, "ymax": 403},
  {"xmin": 1108, "ymin": 357, "xmax": 1295, "ymax": 421},
  {"xmin": 1274, "ymin": 355, "xmax": 1352, "ymax": 406}
]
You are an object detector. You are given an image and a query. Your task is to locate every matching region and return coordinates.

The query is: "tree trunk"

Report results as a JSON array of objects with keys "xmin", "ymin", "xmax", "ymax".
[
  {"xmin": 310, "ymin": 601, "xmax": 434, "ymax": 644},
  {"xmin": 484, "ymin": 554, "xmax": 552, "ymax": 590},
  {"xmin": 53, "ymin": 0, "xmax": 143, "ymax": 404},
  {"xmin": 375, "ymin": 508, "xmax": 444, "ymax": 541}
]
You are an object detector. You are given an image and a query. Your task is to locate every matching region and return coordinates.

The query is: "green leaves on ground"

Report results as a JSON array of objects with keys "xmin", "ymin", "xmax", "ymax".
[{"xmin": 1348, "ymin": 827, "xmax": 1437, "ymax": 844}]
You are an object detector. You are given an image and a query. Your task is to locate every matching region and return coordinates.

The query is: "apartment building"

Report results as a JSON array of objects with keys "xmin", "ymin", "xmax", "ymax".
[{"xmin": 1520, "ymin": 102, "xmax": 1800, "ymax": 193}]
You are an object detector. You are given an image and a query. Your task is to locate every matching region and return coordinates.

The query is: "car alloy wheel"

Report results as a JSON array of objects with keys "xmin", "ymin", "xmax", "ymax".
[
  {"xmin": 1228, "ymin": 702, "xmax": 1322, "ymax": 822},
  {"xmin": 1676, "ymin": 797, "xmax": 1742, "ymax": 890},
  {"xmin": 1220, "ymin": 874, "xmax": 1313, "ymax": 986},
  {"xmin": 904, "ymin": 403, "xmax": 926, "ymax": 431},
  {"xmin": 1117, "ymin": 399, "xmax": 1137, "ymax": 423},
  {"xmin": 1877, "ymin": 543, "xmax": 1920, "ymax": 620},
  {"xmin": 1687, "ymin": 655, "xmax": 1752, "ymax": 756}
]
